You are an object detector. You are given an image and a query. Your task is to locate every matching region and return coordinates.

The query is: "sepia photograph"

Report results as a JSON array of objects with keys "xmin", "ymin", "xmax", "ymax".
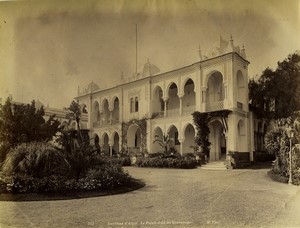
[{"xmin": 0, "ymin": 0, "xmax": 300, "ymax": 227}]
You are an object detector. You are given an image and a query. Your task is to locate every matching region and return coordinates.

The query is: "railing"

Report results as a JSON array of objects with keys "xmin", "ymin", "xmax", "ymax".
[
  {"xmin": 81, "ymin": 113, "xmax": 88, "ymax": 122},
  {"xmin": 152, "ymin": 111, "xmax": 164, "ymax": 119},
  {"xmin": 111, "ymin": 119, "xmax": 120, "ymax": 125},
  {"xmin": 93, "ymin": 121, "xmax": 100, "ymax": 128},
  {"xmin": 101, "ymin": 121, "xmax": 110, "ymax": 127},
  {"xmin": 168, "ymin": 108, "xmax": 180, "ymax": 117},
  {"xmin": 206, "ymin": 101, "xmax": 224, "ymax": 112},
  {"xmin": 183, "ymin": 105, "xmax": 196, "ymax": 115}
]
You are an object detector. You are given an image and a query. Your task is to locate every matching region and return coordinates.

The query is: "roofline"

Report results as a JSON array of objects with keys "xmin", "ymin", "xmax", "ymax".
[{"xmin": 75, "ymin": 51, "xmax": 250, "ymax": 99}]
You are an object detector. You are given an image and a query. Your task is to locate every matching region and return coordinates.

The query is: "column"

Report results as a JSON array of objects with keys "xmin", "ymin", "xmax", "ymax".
[
  {"xmin": 179, "ymin": 96, "xmax": 183, "ymax": 115},
  {"xmin": 109, "ymin": 111, "xmax": 113, "ymax": 125},
  {"xmin": 109, "ymin": 144, "xmax": 113, "ymax": 157},
  {"xmin": 163, "ymin": 98, "xmax": 168, "ymax": 117},
  {"xmin": 201, "ymin": 89, "xmax": 206, "ymax": 112},
  {"xmin": 99, "ymin": 110, "xmax": 103, "ymax": 126},
  {"xmin": 100, "ymin": 143, "xmax": 104, "ymax": 155},
  {"xmin": 179, "ymin": 138, "xmax": 184, "ymax": 156}
]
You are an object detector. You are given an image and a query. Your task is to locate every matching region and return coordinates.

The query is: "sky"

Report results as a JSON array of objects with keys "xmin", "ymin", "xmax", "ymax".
[{"xmin": 0, "ymin": 0, "xmax": 299, "ymax": 108}]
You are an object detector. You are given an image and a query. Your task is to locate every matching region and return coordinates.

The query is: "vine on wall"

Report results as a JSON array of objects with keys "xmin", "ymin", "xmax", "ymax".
[
  {"xmin": 192, "ymin": 110, "xmax": 231, "ymax": 158},
  {"xmin": 121, "ymin": 118, "xmax": 147, "ymax": 154}
]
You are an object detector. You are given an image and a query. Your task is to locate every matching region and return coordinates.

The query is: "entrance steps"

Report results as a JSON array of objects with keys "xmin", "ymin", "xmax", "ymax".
[{"xmin": 199, "ymin": 161, "xmax": 227, "ymax": 170}]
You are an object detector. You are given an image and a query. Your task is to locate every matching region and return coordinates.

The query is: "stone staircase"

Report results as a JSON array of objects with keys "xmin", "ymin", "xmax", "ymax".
[{"xmin": 199, "ymin": 161, "xmax": 228, "ymax": 170}]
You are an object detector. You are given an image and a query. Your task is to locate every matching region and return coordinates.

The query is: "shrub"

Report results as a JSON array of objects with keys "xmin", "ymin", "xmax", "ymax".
[
  {"xmin": 147, "ymin": 152, "xmax": 164, "ymax": 158},
  {"xmin": 2, "ymin": 142, "xmax": 71, "ymax": 178},
  {"xmin": 136, "ymin": 157, "xmax": 198, "ymax": 169},
  {"xmin": 266, "ymin": 114, "xmax": 300, "ymax": 185},
  {"xmin": 0, "ymin": 142, "xmax": 133, "ymax": 193},
  {"xmin": 99, "ymin": 157, "xmax": 131, "ymax": 167},
  {"xmin": 265, "ymin": 127, "xmax": 284, "ymax": 156},
  {"xmin": 268, "ymin": 170, "xmax": 288, "ymax": 184},
  {"xmin": 0, "ymin": 164, "xmax": 132, "ymax": 193}
]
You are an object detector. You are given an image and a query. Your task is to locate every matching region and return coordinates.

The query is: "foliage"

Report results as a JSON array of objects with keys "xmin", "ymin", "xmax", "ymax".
[
  {"xmin": 135, "ymin": 157, "xmax": 198, "ymax": 169},
  {"xmin": 267, "ymin": 170, "xmax": 289, "ymax": 184},
  {"xmin": 0, "ymin": 98, "xmax": 60, "ymax": 164},
  {"xmin": 193, "ymin": 110, "xmax": 230, "ymax": 158},
  {"xmin": 249, "ymin": 51, "xmax": 300, "ymax": 119},
  {"xmin": 100, "ymin": 156, "xmax": 131, "ymax": 167},
  {"xmin": 265, "ymin": 126, "xmax": 285, "ymax": 156},
  {"xmin": 0, "ymin": 141, "xmax": 132, "ymax": 193},
  {"xmin": 122, "ymin": 118, "xmax": 147, "ymax": 153},
  {"xmin": 2, "ymin": 142, "xmax": 71, "ymax": 178},
  {"xmin": 267, "ymin": 112, "xmax": 300, "ymax": 185},
  {"xmin": 65, "ymin": 100, "xmax": 83, "ymax": 140},
  {"xmin": 192, "ymin": 112, "xmax": 211, "ymax": 158},
  {"xmin": 147, "ymin": 152, "xmax": 165, "ymax": 158},
  {"xmin": 153, "ymin": 134, "xmax": 172, "ymax": 155},
  {"xmin": 0, "ymin": 165, "xmax": 131, "ymax": 193}
]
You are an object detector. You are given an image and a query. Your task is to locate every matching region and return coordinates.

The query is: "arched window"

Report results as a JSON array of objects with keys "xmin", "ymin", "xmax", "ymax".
[
  {"xmin": 135, "ymin": 97, "xmax": 139, "ymax": 112},
  {"xmin": 130, "ymin": 98, "xmax": 134, "ymax": 113}
]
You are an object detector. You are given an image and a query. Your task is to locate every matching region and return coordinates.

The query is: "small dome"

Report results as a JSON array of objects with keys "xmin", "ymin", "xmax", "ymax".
[
  {"xmin": 134, "ymin": 59, "xmax": 160, "ymax": 78},
  {"xmin": 143, "ymin": 59, "xmax": 160, "ymax": 76},
  {"xmin": 86, "ymin": 81, "xmax": 99, "ymax": 92}
]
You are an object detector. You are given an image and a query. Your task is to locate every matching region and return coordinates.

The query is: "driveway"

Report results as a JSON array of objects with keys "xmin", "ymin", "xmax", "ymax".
[{"xmin": 0, "ymin": 166, "xmax": 299, "ymax": 227}]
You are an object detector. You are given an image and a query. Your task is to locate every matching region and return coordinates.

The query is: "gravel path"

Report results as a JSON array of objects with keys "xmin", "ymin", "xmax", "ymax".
[{"xmin": 0, "ymin": 167, "xmax": 299, "ymax": 228}]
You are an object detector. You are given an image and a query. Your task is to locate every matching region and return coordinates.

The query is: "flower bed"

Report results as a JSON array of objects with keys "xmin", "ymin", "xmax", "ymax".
[
  {"xmin": 135, "ymin": 157, "xmax": 198, "ymax": 169},
  {"xmin": 0, "ymin": 142, "xmax": 134, "ymax": 194},
  {"xmin": 0, "ymin": 165, "xmax": 132, "ymax": 194}
]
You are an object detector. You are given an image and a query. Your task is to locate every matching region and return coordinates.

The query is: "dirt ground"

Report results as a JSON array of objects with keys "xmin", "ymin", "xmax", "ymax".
[{"xmin": 0, "ymin": 166, "xmax": 299, "ymax": 227}]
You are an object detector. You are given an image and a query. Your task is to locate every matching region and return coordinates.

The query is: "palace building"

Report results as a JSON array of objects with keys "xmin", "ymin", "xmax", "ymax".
[{"xmin": 75, "ymin": 36, "xmax": 267, "ymax": 162}]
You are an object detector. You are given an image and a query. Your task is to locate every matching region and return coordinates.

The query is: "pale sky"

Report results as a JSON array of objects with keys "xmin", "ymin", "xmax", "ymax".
[{"xmin": 0, "ymin": 0, "xmax": 299, "ymax": 108}]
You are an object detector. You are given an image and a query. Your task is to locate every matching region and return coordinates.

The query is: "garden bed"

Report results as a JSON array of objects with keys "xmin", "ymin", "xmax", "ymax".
[
  {"xmin": 135, "ymin": 157, "xmax": 198, "ymax": 169},
  {"xmin": 0, "ymin": 178, "xmax": 144, "ymax": 201}
]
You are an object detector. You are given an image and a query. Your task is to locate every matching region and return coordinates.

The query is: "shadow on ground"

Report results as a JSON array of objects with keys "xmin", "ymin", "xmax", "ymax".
[{"xmin": 239, "ymin": 161, "xmax": 272, "ymax": 170}]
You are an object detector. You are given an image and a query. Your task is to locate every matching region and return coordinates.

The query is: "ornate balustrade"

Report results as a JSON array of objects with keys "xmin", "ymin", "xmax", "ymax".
[
  {"xmin": 206, "ymin": 101, "xmax": 224, "ymax": 112},
  {"xmin": 168, "ymin": 108, "xmax": 180, "ymax": 117},
  {"xmin": 182, "ymin": 105, "xmax": 196, "ymax": 115}
]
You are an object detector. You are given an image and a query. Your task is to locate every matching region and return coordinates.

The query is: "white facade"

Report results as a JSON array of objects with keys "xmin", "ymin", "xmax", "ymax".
[{"xmin": 75, "ymin": 37, "xmax": 255, "ymax": 161}]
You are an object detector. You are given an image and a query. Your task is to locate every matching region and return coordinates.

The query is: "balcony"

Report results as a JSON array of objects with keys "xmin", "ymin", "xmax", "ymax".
[
  {"xmin": 152, "ymin": 111, "xmax": 164, "ymax": 119},
  {"xmin": 111, "ymin": 119, "xmax": 120, "ymax": 125},
  {"xmin": 183, "ymin": 105, "xmax": 196, "ymax": 115},
  {"xmin": 167, "ymin": 108, "xmax": 180, "ymax": 117},
  {"xmin": 93, "ymin": 121, "xmax": 101, "ymax": 128},
  {"xmin": 206, "ymin": 101, "xmax": 224, "ymax": 112}
]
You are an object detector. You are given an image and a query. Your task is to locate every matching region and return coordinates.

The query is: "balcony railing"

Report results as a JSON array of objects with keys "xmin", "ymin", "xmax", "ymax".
[
  {"xmin": 206, "ymin": 101, "xmax": 224, "ymax": 112},
  {"xmin": 93, "ymin": 121, "xmax": 101, "ymax": 128},
  {"xmin": 167, "ymin": 108, "xmax": 180, "ymax": 117},
  {"xmin": 111, "ymin": 119, "xmax": 120, "ymax": 125},
  {"xmin": 152, "ymin": 111, "xmax": 164, "ymax": 119},
  {"xmin": 183, "ymin": 105, "xmax": 196, "ymax": 115}
]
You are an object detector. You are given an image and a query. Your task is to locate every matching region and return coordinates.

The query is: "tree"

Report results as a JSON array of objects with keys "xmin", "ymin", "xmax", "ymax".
[
  {"xmin": 66, "ymin": 100, "xmax": 83, "ymax": 141},
  {"xmin": 153, "ymin": 134, "xmax": 173, "ymax": 154},
  {"xmin": 0, "ymin": 97, "xmax": 60, "ymax": 164},
  {"xmin": 249, "ymin": 51, "xmax": 300, "ymax": 119},
  {"xmin": 193, "ymin": 112, "xmax": 211, "ymax": 158}
]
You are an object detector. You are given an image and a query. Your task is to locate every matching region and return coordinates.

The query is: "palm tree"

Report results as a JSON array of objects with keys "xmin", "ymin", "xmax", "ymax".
[
  {"xmin": 66, "ymin": 100, "xmax": 83, "ymax": 141},
  {"xmin": 153, "ymin": 134, "xmax": 173, "ymax": 155}
]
